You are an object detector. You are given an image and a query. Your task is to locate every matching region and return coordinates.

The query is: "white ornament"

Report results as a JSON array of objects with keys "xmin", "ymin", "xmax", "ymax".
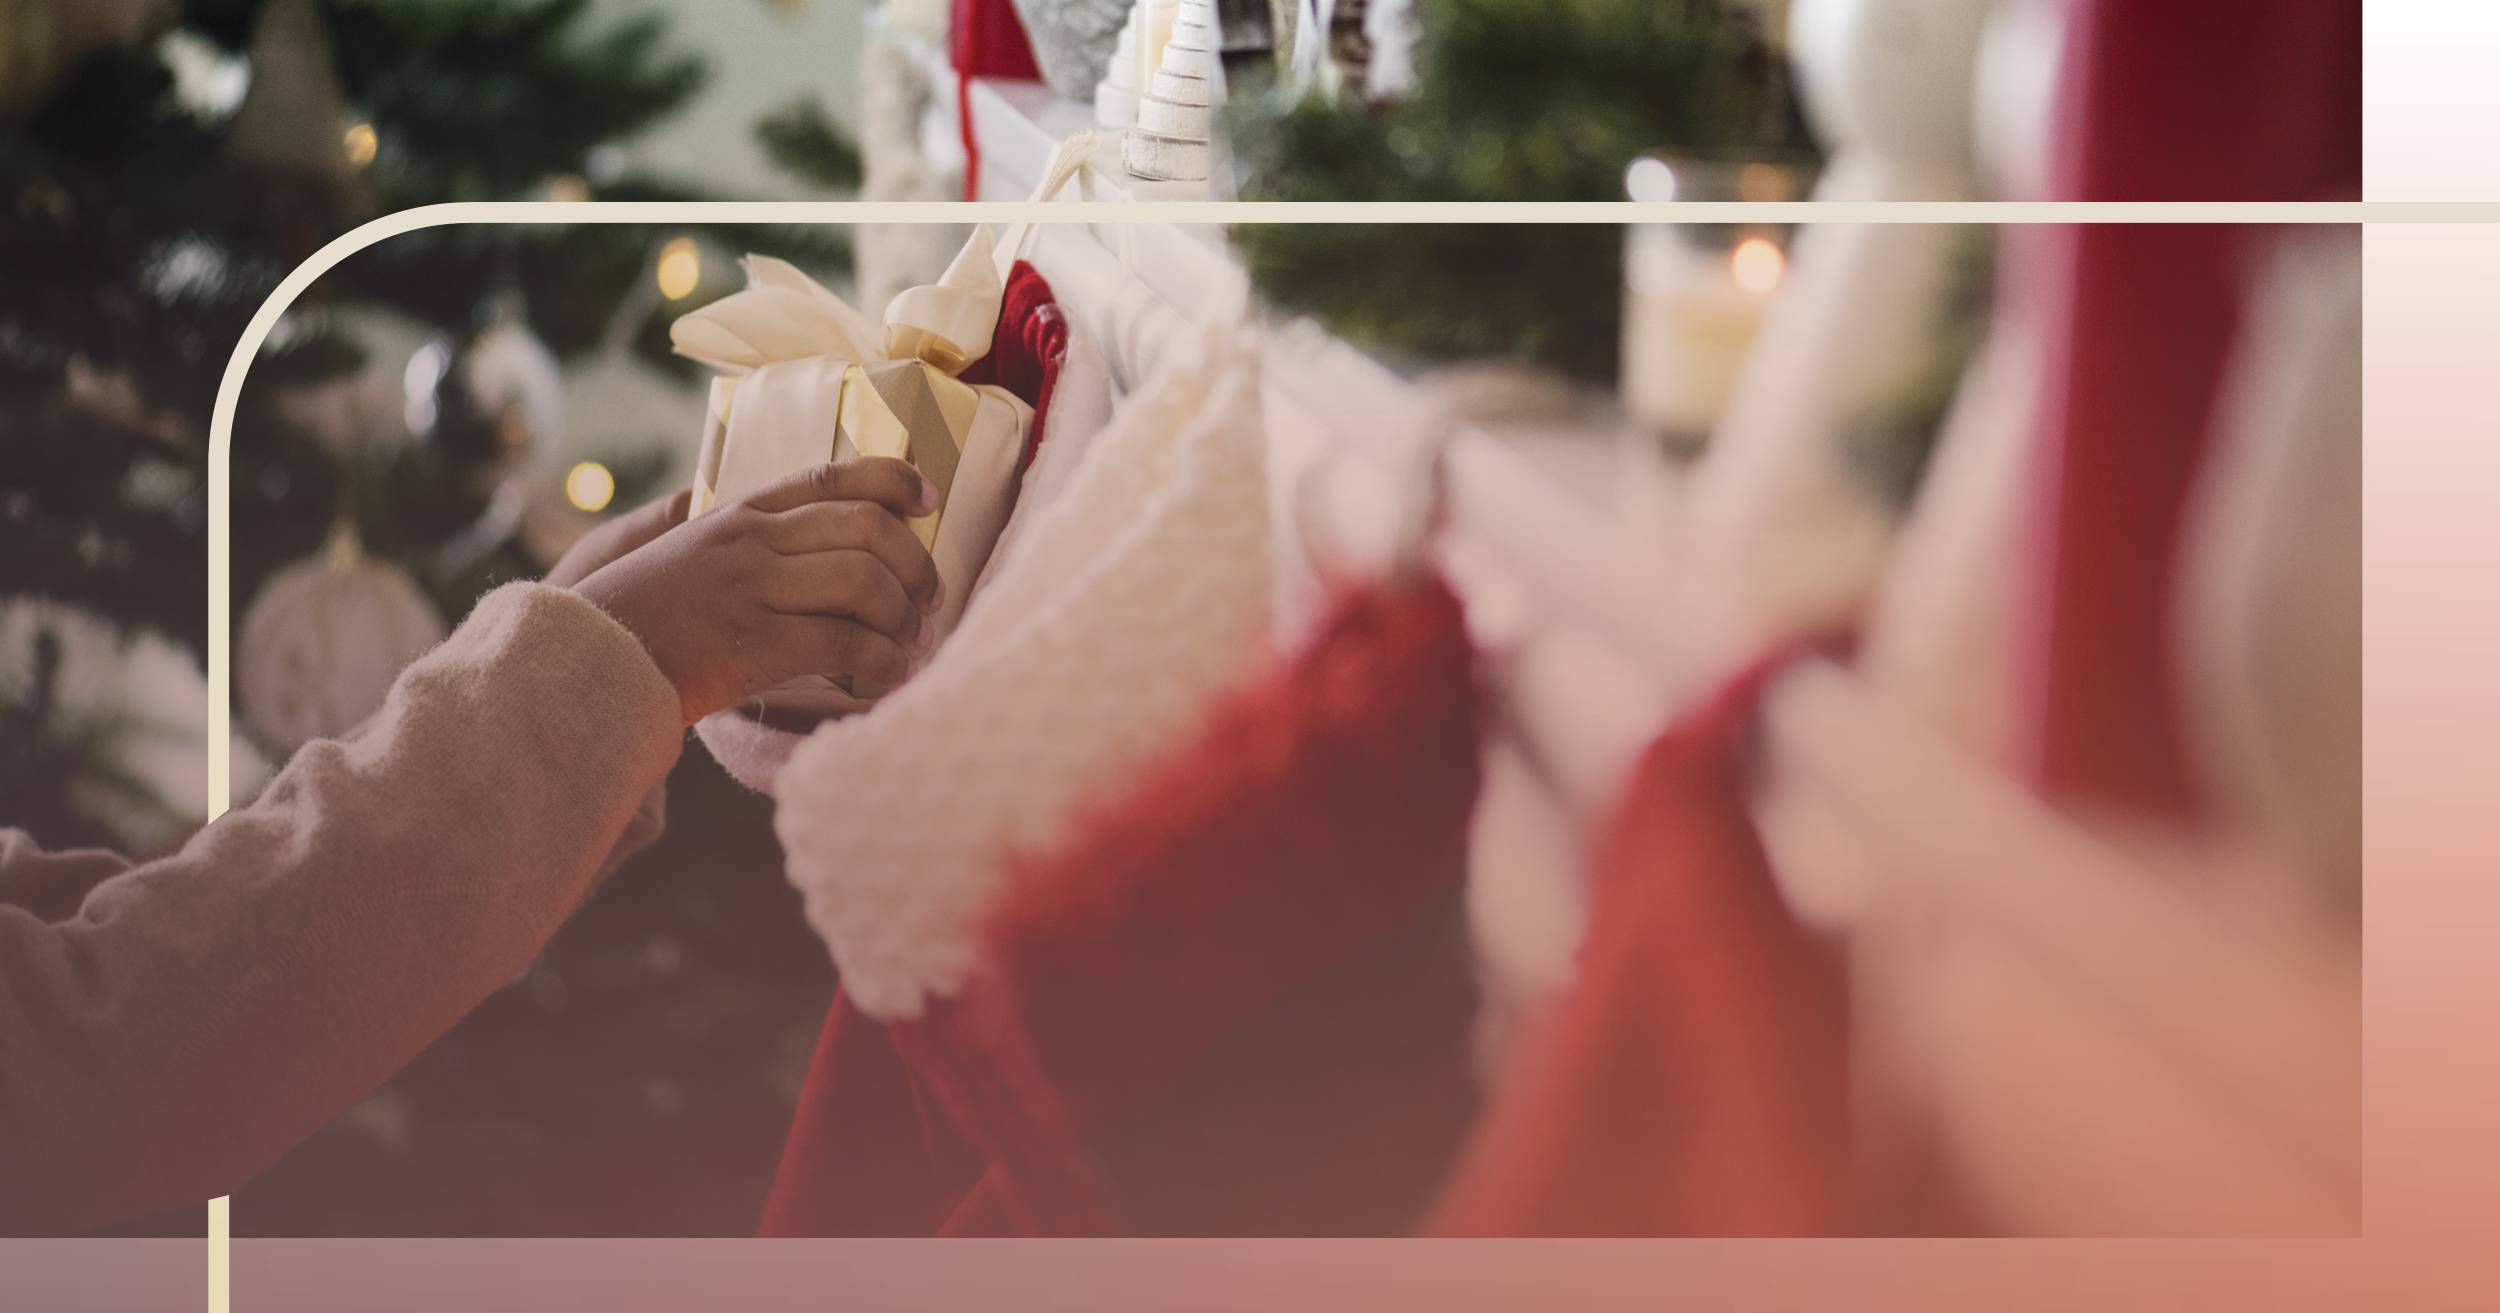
[
  {"xmin": 238, "ymin": 527, "xmax": 448, "ymax": 754},
  {"xmin": 459, "ymin": 318, "xmax": 568, "ymax": 462}
]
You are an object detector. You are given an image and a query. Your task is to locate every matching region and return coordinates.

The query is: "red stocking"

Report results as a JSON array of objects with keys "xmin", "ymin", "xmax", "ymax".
[
  {"xmin": 958, "ymin": 260, "xmax": 1071, "ymax": 466},
  {"xmin": 1429, "ymin": 650, "xmax": 1852, "ymax": 1236},
  {"xmin": 949, "ymin": 0, "xmax": 1044, "ymax": 201},
  {"xmin": 763, "ymin": 576, "xmax": 1487, "ymax": 1236},
  {"xmin": 2015, "ymin": 0, "xmax": 2359, "ymax": 817}
]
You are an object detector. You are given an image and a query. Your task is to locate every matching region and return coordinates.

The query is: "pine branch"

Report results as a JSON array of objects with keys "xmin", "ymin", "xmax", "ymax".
[
  {"xmin": 326, "ymin": 0, "xmax": 710, "ymax": 203},
  {"xmin": 754, "ymin": 96, "xmax": 865, "ymax": 193},
  {"xmin": 1237, "ymin": 223, "xmax": 1623, "ymax": 379}
]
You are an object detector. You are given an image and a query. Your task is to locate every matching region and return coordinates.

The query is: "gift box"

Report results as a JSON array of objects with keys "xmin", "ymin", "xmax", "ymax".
[{"xmin": 673, "ymin": 230, "xmax": 1036, "ymax": 714}]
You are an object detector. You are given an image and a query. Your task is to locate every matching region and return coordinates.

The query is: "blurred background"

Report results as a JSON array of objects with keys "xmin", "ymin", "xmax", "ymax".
[{"xmin": 1, "ymin": 0, "xmax": 2356, "ymax": 1238}]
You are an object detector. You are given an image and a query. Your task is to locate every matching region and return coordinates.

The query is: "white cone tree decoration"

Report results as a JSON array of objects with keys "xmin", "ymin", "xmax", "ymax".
[
  {"xmin": 1095, "ymin": 4, "xmax": 1143, "ymax": 129},
  {"xmin": 1124, "ymin": 0, "xmax": 1218, "ymax": 182}
]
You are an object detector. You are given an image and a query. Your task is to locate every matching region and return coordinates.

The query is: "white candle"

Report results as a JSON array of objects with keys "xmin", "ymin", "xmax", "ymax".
[{"xmin": 1620, "ymin": 228, "xmax": 1785, "ymax": 440}]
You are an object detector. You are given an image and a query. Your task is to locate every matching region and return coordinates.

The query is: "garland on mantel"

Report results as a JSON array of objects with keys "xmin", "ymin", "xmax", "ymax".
[{"xmin": 1230, "ymin": 0, "xmax": 1816, "ymax": 380}]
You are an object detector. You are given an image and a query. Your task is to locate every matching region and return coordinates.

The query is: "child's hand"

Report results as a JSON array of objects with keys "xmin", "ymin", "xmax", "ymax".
[{"xmin": 576, "ymin": 459, "xmax": 944, "ymax": 724}]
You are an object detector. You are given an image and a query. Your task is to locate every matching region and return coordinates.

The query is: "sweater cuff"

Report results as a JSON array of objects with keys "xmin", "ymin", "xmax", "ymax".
[{"xmin": 461, "ymin": 580, "xmax": 684, "ymax": 766}]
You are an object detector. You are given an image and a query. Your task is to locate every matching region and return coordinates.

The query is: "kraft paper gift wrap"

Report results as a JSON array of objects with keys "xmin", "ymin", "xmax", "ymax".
[{"xmin": 674, "ymin": 231, "xmax": 1034, "ymax": 714}]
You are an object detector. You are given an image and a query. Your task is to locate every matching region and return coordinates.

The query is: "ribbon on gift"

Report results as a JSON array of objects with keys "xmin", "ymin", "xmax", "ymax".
[{"xmin": 673, "ymin": 226, "xmax": 1022, "ymax": 554}]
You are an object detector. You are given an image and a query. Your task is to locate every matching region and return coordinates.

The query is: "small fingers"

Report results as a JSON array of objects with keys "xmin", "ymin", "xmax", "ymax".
[
  {"xmin": 764, "ymin": 500, "xmax": 943, "ymax": 614},
  {"xmin": 740, "ymin": 457, "xmax": 939, "ymax": 518},
  {"xmin": 767, "ymin": 614, "xmax": 915, "ymax": 699},
  {"xmin": 762, "ymin": 550, "xmax": 926, "ymax": 652}
]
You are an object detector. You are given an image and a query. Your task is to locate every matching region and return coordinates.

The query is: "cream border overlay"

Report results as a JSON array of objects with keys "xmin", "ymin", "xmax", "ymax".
[{"xmin": 200, "ymin": 198, "xmax": 2402, "ymax": 1310}]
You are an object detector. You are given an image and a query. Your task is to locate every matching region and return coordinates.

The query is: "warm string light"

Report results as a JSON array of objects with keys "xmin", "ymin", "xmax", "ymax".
[
  {"xmin": 655, "ymin": 237, "xmax": 702, "ymax": 300},
  {"xmin": 565, "ymin": 461, "xmax": 617, "ymax": 513},
  {"xmin": 343, "ymin": 123, "xmax": 378, "ymax": 168},
  {"xmin": 1731, "ymin": 236, "xmax": 1787, "ymax": 296}
]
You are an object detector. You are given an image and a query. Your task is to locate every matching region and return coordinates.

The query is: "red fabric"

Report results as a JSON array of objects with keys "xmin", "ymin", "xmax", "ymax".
[
  {"xmin": 763, "ymin": 576, "xmax": 1486, "ymax": 1236},
  {"xmin": 949, "ymin": 0, "xmax": 1043, "ymax": 200},
  {"xmin": 1428, "ymin": 650, "xmax": 1851, "ymax": 1237},
  {"xmin": 757, "ymin": 1002, "xmax": 991, "ymax": 1235},
  {"xmin": 2047, "ymin": 0, "xmax": 2357, "ymax": 204},
  {"xmin": 2016, "ymin": 0, "xmax": 2359, "ymax": 817},
  {"xmin": 957, "ymin": 260, "xmax": 1070, "ymax": 468}
]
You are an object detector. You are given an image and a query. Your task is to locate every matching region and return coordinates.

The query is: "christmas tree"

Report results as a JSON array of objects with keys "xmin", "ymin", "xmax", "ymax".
[
  {"xmin": 1, "ymin": 0, "xmax": 859, "ymax": 850},
  {"xmin": 4, "ymin": 0, "xmax": 868, "ymax": 1237}
]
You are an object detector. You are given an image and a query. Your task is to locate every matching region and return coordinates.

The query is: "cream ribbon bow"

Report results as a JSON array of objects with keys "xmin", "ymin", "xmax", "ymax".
[
  {"xmin": 669, "ymin": 127, "xmax": 1102, "ymax": 382},
  {"xmin": 670, "ymin": 227, "xmax": 1008, "ymax": 382}
]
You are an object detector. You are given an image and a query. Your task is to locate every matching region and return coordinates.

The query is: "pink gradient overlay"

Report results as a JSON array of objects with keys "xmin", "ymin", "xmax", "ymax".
[
  {"xmin": 142, "ymin": 227, "xmax": 2500, "ymax": 1310},
  {"xmin": 2367, "ymin": 0, "xmax": 2500, "ymax": 199}
]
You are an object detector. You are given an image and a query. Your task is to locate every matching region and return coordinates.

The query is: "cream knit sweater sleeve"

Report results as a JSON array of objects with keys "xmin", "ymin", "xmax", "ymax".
[{"xmin": 0, "ymin": 581, "xmax": 684, "ymax": 1235}]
